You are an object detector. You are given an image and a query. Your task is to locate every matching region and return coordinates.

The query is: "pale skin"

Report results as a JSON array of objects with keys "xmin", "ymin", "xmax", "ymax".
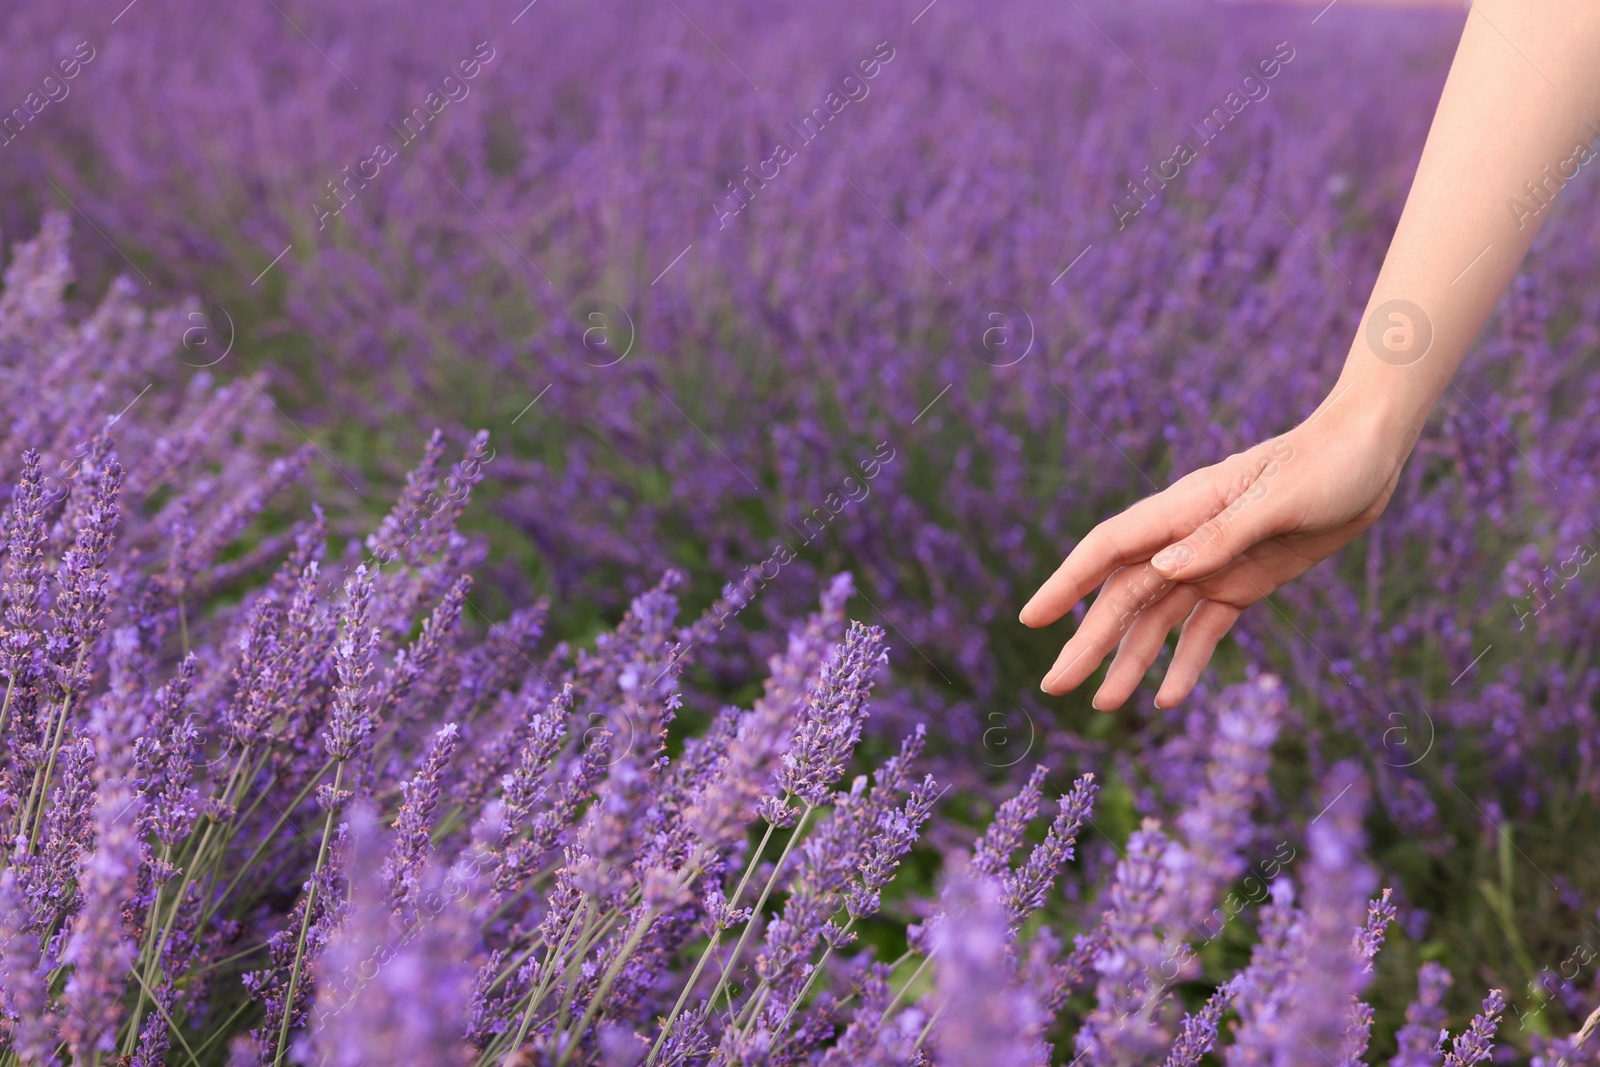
[{"xmin": 1021, "ymin": 1, "xmax": 1600, "ymax": 710}]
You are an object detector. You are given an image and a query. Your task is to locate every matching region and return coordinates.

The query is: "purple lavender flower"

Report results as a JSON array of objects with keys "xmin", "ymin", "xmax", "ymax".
[
  {"xmin": 22, "ymin": 734, "xmax": 94, "ymax": 930},
  {"xmin": 652, "ymin": 1005, "xmax": 717, "ymax": 1067},
  {"xmin": 929, "ymin": 870, "xmax": 1047, "ymax": 1067},
  {"xmin": 0, "ymin": 449, "xmax": 48, "ymax": 695},
  {"xmin": 243, "ymin": 823, "xmax": 352, "ymax": 1061},
  {"xmin": 58, "ymin": 777, "xmax": 143, "ymax": 1060},
  {"xmin": 1285, "ymin": 764, "xmax": 1380, "ymax": 1060},
  {"xmin": 223, "ymin": 551, "xmax": 326, "ymax": 751},
  {"xmin": 1354, "ymin": 888, "xmax": 1397, "ymax": 971},
  {"xmin": 375, "ymin": 574, "xmax": 469, "ymax": 725},
  {"xmin": 366, "ymin": 429, "xmax": 448, "ymax": 570},
  {"xmin": 971, "ymin": 764, "xmax": 1047, "ymax": 878},
  {"xmin": 1225, "ymin": 877, "xmax": 1302, "ymax": 1067},
  {"xmin": 1075, "ymin": 820, "xmax": 1180, "ymax": 1066},
  {"xmin": 666, "ymin": 575, "xmax": 856, "ymax": 852},
  {"xmin": 771, "ymin": 621, "xmax": 887, "ymax": 808},
  {"xmin": 381, "ymin": 721, "xmax": 460, "ymax": 919},
  {"xmin": 1442, "ymin": 990, "xmax": 1506, "ymax": 1067},
  {"xmin": 138, "ymin": 655, "xmax": 204, "ymax": 852},
  {"xmin": 753, "ymin": 728, "xmax": 938, "ymax": 1015},
  {"xmin": 0, "ymin": 866, "xmax": 60, "ymax": 1065},
  {"xmin": 1002, "ymin": 772, "xmax": 1097, "ymax": 928},
  {"xmin": 301, "ymin": 805, "xmax": 473, "ymax": 1067},
  {"xmin": 1165, "ymin": 675, "xmax": 1283, "ymax": 931},
  {"xmin": 816, "ymin": 962, "xmax": 915, "ymax": 1067},
  {"xmin": 44, "ymin": 451, "xmax": 123, "ymax": 698},
  {"xmin": 1391, "ymin": 962, "xmax": 1454, "ymax": 1067},
  {"xmin": 1227, "ymin": 765, "xmax": 1389, "ymax": 1067},
  {"xmin": 845, "ymin": 773, "xmax": 940, "ymax": 919},
  {"xmin": 1163, "ymin": 979, "xmax": 1238, "ymax": 1067},
  {"xmin": 499, "ymin": 686, "xmax": 573, "ymax": 836},
  {"xmin": 324, "ymin": 565, "xmax": 379, "ymax": 765},
  {"xmin": 1339, "ymin": 889, "xmax": 1397, "ymax": 1064}
]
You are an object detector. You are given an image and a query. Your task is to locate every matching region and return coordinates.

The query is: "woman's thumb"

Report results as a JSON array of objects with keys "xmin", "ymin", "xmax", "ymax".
[
  {"xmin": 1150, "ymin": 490, "xmax": 1276, "ymax": 581},
  {"xmin": 1150, "ymin": 540, "xmax": 1198, "ymax": 579}
]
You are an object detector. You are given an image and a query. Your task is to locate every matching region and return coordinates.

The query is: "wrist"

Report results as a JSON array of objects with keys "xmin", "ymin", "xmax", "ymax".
[{"xmin": 1298, "ymin": 374, "xmax": 1421, "ymax": 475}]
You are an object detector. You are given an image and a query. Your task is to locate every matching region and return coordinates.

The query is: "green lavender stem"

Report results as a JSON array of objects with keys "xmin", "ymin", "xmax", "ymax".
[
  {"xmin": 273, "ymin": 760, "xmax": 345, "ymax": 1067},
  {"xmin": 701, "ymin": 804, "xmax": 814, "ymax": 1026}
]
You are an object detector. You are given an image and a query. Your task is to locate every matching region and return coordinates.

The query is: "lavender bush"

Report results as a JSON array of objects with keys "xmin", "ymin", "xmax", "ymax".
[
  {"xmin": 6, "ymin": 0, "xmax": 1596, "ymax": 771},
  {"xmin": 0, "ymin": 222, "xmax": 1589, "ymax": 1066},
  {"xmin": 0, "ymin": 0, "xmax": 1598, "ymax": 1059}
]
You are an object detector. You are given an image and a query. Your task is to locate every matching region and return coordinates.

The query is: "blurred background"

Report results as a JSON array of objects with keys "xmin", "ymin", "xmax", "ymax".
[{"xmin": 3, "ymin": 0, "xmax": 1597, "ymax": 1056}]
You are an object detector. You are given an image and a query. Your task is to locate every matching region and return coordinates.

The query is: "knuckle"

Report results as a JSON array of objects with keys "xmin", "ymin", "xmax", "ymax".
[{"xmin": 1194, "ymin": 517, "xmax": 1228, "ymax": 546}]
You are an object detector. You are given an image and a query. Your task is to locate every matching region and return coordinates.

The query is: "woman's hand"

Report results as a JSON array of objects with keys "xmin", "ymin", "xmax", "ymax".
[
  {"xmin": 1017, "ymin": 0, "xmax": 1600, "ymax": 712},
  {"xmin": 1019, "ymin": 407, "xmax": 1406, "ymax": 710}
]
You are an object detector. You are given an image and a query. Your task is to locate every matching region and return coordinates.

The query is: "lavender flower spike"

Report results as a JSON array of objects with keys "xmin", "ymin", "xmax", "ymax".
[
  {"xmin": 1341, "ymin": 889, "xmax": 1397, "ymax": 1064},
  {"xmin": 1003, "ymin": 772, "xmax": 1097, "ymax": 929},
  {"xmin": 1353, "ymin": 888, "xmax": 1397, "ymax": 971},
  {"xmin": 1163, "ymin": 979, "xmax": 1239, "ymax": 1067},
  {"xmin": 0, "ymin": 867, "xmax": 59, "ymax": 1065},
  {"xmin": 971, "ymin": 764, "xmax": 1048, "ymax": 879},
  {"xmin": 0, "ymin": 448, "xmax": 48, "ymax": 690},
  {"xmin": 772, "ymin": 620, "xmax": 887, "ymax": 807},
  {"xmin": 303, "ymin": 805, "xmax": 473, "ymax": 1067},
  {"xmin": 381, "ymin": 721, "xmax": 460, "ymax": 919},
  {"xmin": 1390, "ymin": 963, "xmax": 1454, "ymax": 1067},
  {"xmin": 930, "ymin": 870, "xmax": 1047, "ymax": 1067},
  {"xmin": 1443, "ymin": 990, "xmax": 1507, "ymax": 1067},
  {"xmin": 325, "ymin": 565, "xmax": 380, "ymax": 764},
  {"xmin": 59, "ymin": 777, "xmax": 144, "ymax": 1060}
]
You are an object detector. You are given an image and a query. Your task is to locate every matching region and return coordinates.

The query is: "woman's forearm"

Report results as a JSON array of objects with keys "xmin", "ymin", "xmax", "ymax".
[{"xmin": 1314, "ymin": 1, "xmax": 1600, "ymax": 459}]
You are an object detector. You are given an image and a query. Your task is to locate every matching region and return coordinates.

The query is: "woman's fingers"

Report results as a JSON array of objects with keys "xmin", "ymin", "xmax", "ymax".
[
  {"xmin": 1091, "ymin": 582, "xmax": 1202, "ymax": 711},
  {"xmin": 1021, "ymin": 523, "xmax": 1153, "ymax": 630},
  {"xmin": 1026, "ymin": 430, "xmax": 1399, "ymax": 706},
  {"xmin": 1153, "ymin": 598, "xmax": 1241, "ymax": 708},
  {"xmin": 1020, "ymin": 465, "xmax": 1240, "ymax": 628},
  {"xmin": 1149, "ymin": 477, "xmax": 1288, "ymax": 584},
  {"xmin": 1027, "ymin": 446, "xmax": 1297, "ymax": 702},
  {"xmin": 1041, "ymin": 561, "xmax": 1175, "ymax": 694}
]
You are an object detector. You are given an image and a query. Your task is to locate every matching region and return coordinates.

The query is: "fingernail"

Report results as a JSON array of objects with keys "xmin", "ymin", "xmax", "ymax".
[{"xmin": 1151, "ymin": 546, "xmax": 1179, "ymax": 574}]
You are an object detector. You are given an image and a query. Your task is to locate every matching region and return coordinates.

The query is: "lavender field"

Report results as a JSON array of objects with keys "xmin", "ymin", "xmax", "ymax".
[{"xmin": 0, "ymin": 0, "xmax": 1597, "ymax": 1062}]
